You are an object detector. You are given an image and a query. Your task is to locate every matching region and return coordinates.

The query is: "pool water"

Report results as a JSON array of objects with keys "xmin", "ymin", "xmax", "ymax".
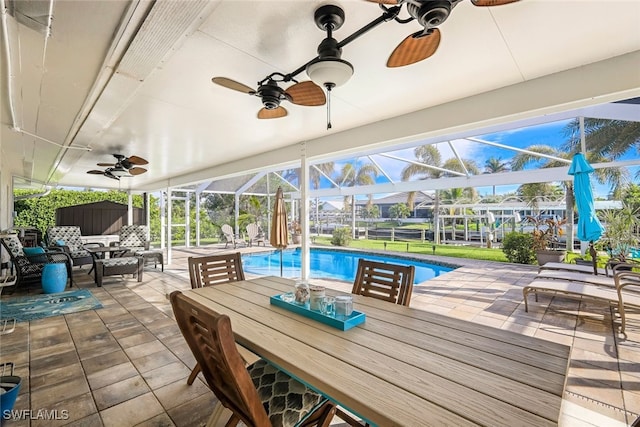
[{"xmin": 242, "ymin": 248, "xmax": 454, "ymax": 284}]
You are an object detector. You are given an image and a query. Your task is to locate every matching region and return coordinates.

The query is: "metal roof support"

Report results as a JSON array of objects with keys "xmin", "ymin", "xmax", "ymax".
[
  {"xmin": 312, "ymin": 164, "xmax": 340, "ymax": 188},
  {"xmin": 367, "ymin": 155, "xmax": 394, "ymax": 183},
  {"xmin": 377, "ymin": 153, "xmax": 466, "ymax": 177},
  {"xmin": 447, "ymin": 141, "xmax": 470, "ymax": 176},
  {"xmin": 465, "ymin": 137, "xmax": 572, "ymax": 164}
]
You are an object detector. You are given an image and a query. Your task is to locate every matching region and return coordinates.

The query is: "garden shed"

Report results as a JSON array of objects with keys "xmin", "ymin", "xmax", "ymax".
[{"xmin": 55, "ymin": 201, "xmax": 144, "ymax": 236}]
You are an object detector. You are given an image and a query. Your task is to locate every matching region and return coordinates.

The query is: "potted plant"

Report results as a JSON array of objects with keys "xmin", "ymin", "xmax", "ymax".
[
  {"xmin": 601, "ymin": 204, "xmax": 639, "ymax": 270},
  {"xmin": 527, "ymin": 215, "xmax": 567, "ymax": 265}
]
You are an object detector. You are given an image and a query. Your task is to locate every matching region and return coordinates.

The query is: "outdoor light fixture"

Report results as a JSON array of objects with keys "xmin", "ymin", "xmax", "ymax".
[
  {"xmin": 110, "ymin": 167, "xmax": 130, "ymax": 177},
  {"xmin": 306, "ymin": 56, "xmax": 353, "ymax": 89},
  {"xmin": 305, "ymin": 5, "xmax": 354, "ymax": 88},
  {"xmin": 305, "ymin": 4, "xmax": 354, "ymax": 129}
]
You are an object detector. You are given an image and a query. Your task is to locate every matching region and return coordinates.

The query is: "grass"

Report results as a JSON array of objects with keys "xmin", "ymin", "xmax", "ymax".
[{"xmin": 312, "ymin": 237, "xmax": 508, "ymax": 263}]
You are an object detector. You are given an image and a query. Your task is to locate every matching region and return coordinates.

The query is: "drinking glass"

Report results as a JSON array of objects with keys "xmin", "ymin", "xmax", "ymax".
[
  {"xmin": 320, "ymin": 296, "xmax": 335, "ymax": 317},
  {"xmin": 309, "ymin": 285, "xmax": 326, "ymax": 311},
  {"xmin": 294, "ymin": 280, "xmax": 310, "ymax": 306},
  {"xmin": 335, "ymin": 295, "xmax": 353, "ymax": 319}
]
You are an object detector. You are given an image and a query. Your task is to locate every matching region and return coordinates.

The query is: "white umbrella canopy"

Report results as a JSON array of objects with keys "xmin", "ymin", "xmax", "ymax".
[{"xmin": 270, "ymin": 187, "xmax": 289, "ymax": 276}]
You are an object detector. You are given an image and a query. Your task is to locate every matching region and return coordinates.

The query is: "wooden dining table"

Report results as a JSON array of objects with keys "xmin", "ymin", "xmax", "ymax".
[{"xmin": 182, "ymin": 276, "xmax": 570, "ymax": 427}]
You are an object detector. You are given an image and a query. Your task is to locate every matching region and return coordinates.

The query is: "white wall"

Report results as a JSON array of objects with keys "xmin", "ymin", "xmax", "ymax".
[{"xmin": 0, "ymin": 143, "xmax": 14, "ymax": 231}]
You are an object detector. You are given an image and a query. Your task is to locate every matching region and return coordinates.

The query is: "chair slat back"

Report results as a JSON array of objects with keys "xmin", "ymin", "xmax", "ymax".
[
  {"xmin": 246, "ymin": 223, "xmax": 259, "ymax": 240},
  {"xmin": 221, "ymin": 224, "xmax": 235, "ymax": 242},
  {"xmin": 352, "ymin": 259, "xmax": 415, "ymax": 306},
  {"xmin": 170, "ymin": 291, "xmax": 271, "ymax": 426},
  {"xmin": 188, "ymin": 252, "xmax": 245, "ymax": 289}
]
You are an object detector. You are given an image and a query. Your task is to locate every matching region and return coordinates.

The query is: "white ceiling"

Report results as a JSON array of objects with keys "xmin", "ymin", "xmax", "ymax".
[{"xmin": 1, "ymin": 0, "xmax": 639, "ymax": 192}]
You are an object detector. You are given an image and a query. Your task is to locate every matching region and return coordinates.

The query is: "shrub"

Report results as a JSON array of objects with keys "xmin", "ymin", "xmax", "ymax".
[
  {"xmin": 331, "ymin": 227, "xmax": 352, "ymax": 247},
  {"xmin": 502, "ymin": 232, "xmax": 536, "ymax": 264}
]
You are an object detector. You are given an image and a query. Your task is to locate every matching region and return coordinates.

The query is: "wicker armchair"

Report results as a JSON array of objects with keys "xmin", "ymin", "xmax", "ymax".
[
  {"xmin": 115, "ymin": 225, "xmax": 150, "ymax": 252},
  {"xmin": 114, "ymin": 225, "xmax": 163, "ymax": 271},
  {"xmin": 46, "ymin": 226, "xmax": 95, "ymax": 268},
  {"xmin": 0, "ymin": 234, "xmax": 73, "ymax": 290}
]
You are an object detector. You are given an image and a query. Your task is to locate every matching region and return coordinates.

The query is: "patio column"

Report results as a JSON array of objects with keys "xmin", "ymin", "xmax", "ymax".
[
  {"xmin": 234, "ymin": 194, "xmax": 240, "ymax": 237},
  {"xmin": 127, "ymin": 192, "xmax": 133, "ymax": 225},
  {"xmin": 167, "ymin": 187, "xmax": 172, "ymax": 265},
  {"xmin": 185, "ymin": 192, "xmax": 190, "ymax": 248},
  {"xmin": 300, "ymin": 142, "xmax": 310, "ymax": 281},
  {"xmin": 195, "ymin": 189, "xmax": 201, "ymax": 247}
]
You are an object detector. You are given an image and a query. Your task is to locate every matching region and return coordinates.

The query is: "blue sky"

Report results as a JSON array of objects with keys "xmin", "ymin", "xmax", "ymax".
[{"xmin": 327, "ymin": 118, "xmax": 639, "ymax": 200}]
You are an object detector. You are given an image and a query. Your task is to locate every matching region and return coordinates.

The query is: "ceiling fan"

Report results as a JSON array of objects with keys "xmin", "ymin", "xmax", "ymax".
[
  {"xmin": 212, "ymin": 0, "xmax": 519, "ymax": 125},
  {"xmin": 377, "ymin": 0, "xmax": 520, "ymax": 67},
  {"xmin": 87, "ymin": 154, "xmax": 149, "ymax": 180},
  {"xmin": 211, "ymin": 75, "xmax": 326, "ymax": 120}
]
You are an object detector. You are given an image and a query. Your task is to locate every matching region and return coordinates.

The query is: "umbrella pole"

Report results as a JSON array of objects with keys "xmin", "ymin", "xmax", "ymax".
[{"xmin": 280, "ymin": 249, "xmax": 283, "ymax": 277}]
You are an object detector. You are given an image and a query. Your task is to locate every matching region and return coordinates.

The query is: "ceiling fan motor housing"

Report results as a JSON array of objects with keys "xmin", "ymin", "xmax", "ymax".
[
  {"xmin": 258, "ymin": 80, "xmax": 285, "ymax": 110},
  {"xmin": 408, "ymin": 0, "xmax": 462, "ymax": 29}
]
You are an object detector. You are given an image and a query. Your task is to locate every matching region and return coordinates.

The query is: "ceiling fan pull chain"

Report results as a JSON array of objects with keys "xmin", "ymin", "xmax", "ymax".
[{"xmin": 326, "ymin": 83, "xmax": 333, "ymax": 130}]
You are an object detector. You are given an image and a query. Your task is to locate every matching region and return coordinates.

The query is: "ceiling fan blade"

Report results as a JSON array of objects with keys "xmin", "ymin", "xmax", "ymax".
[
  {"xmin": 471, "ymin": 0, "xmax": 519, "ymax": 6},
  {"xmin": 87, "ymin": 170, "xmax": 104, "ymax": 174},
  {"xmin": 127, "ymin": 155, "xmax": 148, "ymax": 165},
  {"xmin": 387, "ymin": 29, "xmax": 441, "ymax": 68},
  {"xmin": 128, "ymin": 167, "xmax": 147, "ymax": 175},
  {"xmin": 286, "ymin": 81, "xmax": 326, "ymax": 106},
  {"xmin": 97, "ymin": 163, "xmax": 116, "ymax": 167},
  {"xmin": 257, "ymin": 106, "xmax": 288, "ymax": 119},
  {"xmin": 212, "ymin": 77, "xmax": 256, "ymax": 94}
]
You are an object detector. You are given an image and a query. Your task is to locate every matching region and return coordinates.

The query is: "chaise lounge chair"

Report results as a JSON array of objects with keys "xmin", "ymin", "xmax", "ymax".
[{"xmin": 523, "ymin": 271, "xmax": 640, "ymax": 332}]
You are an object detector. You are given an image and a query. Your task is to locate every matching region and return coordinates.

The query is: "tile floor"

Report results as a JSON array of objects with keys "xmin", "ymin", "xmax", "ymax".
[{"xmin": 1, "ymin": 245, "xmax": 639, "ymax": 426}]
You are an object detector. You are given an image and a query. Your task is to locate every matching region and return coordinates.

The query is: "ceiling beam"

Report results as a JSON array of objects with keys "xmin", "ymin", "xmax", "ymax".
[{"xmin": 136, "ymin": 51, "xmax": 640, "ymax": 192}]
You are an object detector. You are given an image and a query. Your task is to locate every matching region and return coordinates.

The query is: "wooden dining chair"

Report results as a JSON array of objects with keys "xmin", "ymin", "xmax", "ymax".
[
  {"xmin": 188, "ymin": 252, "xmax": 245, "ymax": 290},
  {"xmin": 186, "ymin": 252, "xmax": 246, "ymax": 385},
  {"xmin": 351, "ymin": 258, "xmax": 415, "ymax": 307},
  {"xmin": 338, "ymin": 258, "xmax": 416, "ymax": 426},
  {"xmin": 170, "ymin": 291, "xmax": 336, "ymax": 427}
]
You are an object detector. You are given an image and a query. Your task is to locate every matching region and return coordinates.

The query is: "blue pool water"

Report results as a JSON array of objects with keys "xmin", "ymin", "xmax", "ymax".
[{"xmin": 242, "ymin": 248, "xmax": 454, "ymax": 284}]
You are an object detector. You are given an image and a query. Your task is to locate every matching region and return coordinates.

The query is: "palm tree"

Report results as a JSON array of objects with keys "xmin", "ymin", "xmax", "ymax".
[
  {"xmin": 400, "ymin": 144, "xmax": 479, "ymax": 243},
  {"xmin": 484, "ymin": 156, "xmax": 510, "ymax": 196},
  {"xmin": 511, "ymin": 144, "xmax": 628, "ymax": 250},
  {"xmin": 563, "ymin": 118, "xmax": 640, "ymax": 160},
  {"xmin": 337, "ymin": 161, "xmax": 379, "ymax": 238}
]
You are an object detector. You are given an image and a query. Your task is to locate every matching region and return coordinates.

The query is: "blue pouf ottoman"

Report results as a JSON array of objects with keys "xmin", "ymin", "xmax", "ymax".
[{"xmin": 41, "ymin": 263, "xmax": 67, "ymax": 294}]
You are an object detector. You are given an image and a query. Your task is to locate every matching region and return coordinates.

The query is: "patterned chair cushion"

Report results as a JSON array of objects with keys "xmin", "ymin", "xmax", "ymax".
[
  {"xmin": 119, "ymin": 225, "xmax": 149, "ymax": 249},
  {"xmin": 2, "ymin": 235, "xmax": 25, "ymax": 257},
  {"xmin": 248, "ymin": 359, "xmax": 327, "ymax": 427},
  {"xmin": 47, "ymin": 226, "xmax": 85, "ymax": 252},
  {"xmin": 101, "ymin": 257, "xmax": 140, "ymax": 267}
]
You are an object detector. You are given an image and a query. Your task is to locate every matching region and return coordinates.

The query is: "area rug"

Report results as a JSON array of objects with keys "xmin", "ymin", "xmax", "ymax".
[{"xmin": 0, "ymin": 289, "xmax": 103, "ymax": 322}]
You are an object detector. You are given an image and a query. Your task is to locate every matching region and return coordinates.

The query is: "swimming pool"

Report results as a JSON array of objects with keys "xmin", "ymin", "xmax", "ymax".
[{"xmin": 242, "ymin": 248, "xmax": 455, "ymax": 284}]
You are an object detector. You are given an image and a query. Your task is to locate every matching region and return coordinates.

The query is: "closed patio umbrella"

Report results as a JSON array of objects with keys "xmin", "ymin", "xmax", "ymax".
[
  {"xmin": 270, "ymin": 187, "xmax": 289, "ymax": 276},
  {"xmin": 569, "ymin": 153, "xmax": 604, "ymax": 272}
]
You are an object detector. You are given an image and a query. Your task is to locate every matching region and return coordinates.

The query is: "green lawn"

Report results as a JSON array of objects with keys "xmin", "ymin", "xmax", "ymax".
[{"xmin": 312, "ymin": 237, "xmax": 508, "ymax": 263}]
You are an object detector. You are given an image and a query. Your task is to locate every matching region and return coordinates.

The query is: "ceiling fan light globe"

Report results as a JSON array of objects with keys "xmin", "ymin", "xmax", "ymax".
[
  {"xmin": 306, "ymin": 58, "xmax": 353, "ymax": 88},
  {"xmin": 110, "ymin": 167, "xmax": 130, "ymax": 177}
]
